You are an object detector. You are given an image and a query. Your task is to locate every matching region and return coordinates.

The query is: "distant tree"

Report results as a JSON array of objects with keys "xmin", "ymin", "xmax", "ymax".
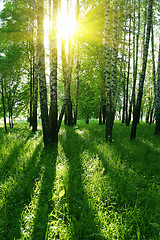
[{"xmin": 0, "ymin": 41, "xmax": 30, "ymax": 128}]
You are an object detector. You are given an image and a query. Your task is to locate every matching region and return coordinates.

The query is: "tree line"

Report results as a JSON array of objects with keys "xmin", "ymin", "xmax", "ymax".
[{"xmin": 0, "ymin": 0, "xmax": 160, "ymax": 146}]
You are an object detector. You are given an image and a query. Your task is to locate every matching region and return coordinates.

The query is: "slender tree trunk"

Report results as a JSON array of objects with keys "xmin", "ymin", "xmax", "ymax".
[
  {"xmin": 9, "ymin": 109, "xmax": 11, "ymax": 128},
  {"xmin": 125, "ymin": 15, "xmax": 131, "ymax": 124},
  {"xmin": 74, "ymin": 0, "xmax": 80, "ymax": 125},
  {"xmin": 148, "ymin": 24, "xmax": 156, "ymax": 126},
  {"xmin": 146, "ymin": 96, "xmax": 152, "ymax": 123},
  {"xmin": 7, "ymin": 93, "xmax": 12, "ymax": 128},
  {"xmin": 32, "ymin": 51, "xmax": 38, "ymax": 132},
  {"xmin": 57, "ymin": 48, "xmax": 72, "ymax": 131},
  {"xmin": 102, "ymin": 104, "xmax": 106, "ymax": 124},
  {"xmin": 99, "ymin": 105, "xmax": 102, "ymax": 125},
  {"xmin": 67, "ymin": 43, "xmax": 74, "ymax": 126},
  {"xmin": 61, "ymin": 39, "xmax": 69, "ymax": 125},
  {"xmin": 105, "ymin": 0, "xmax": 112, "ymax": 142},
  {"xmin": 85, "ymin": 115, "xmax": 89, "ymax": 124},
  {"xmin": 74, "ymin": 63, "xmax": 79, "ymax": 125},
  {"xmin": 11, "ymin": 108, "xmax": 13, "ymax": 128},
  {"xmin": 130, "ymin": 0, "xmax": 153, "ymax": 139},
  {"xmin": 149, "ymin": 103, "xmax": 154, "ymax": 124},
  {"xmin": 61, "ymin": 38, "xmax": 73, "ymax": 127},
  {"xmin": 111, "ymin": 0, "xmax": 118, "ymax": 106},
  {"xmin": 155, "ymin": 37, "xmax": 160, "ymax": 135},
  {"xmin": 122, "ymin": 73, "xmax": 126, "ymax": 124},
  {"xmin": 127, "ymin": 4, "xmax": 136, "ymax": 126},
  {"xmin": 127, "ymin": 0, "xmax": 140, "ymax": 126},
  {"xmin": 1, "ymin": 78, "xmax": 7, "ymax": 132},
  {"xmin": 29, "ymin": 41, "xmax": 33, "ymax": 128},
  {"xmin": 105, "ymin": 0, "xmax": 118, "ymax": 142},
  {"xmin": 57, "ymin": 90, "xmax": 68, "ymax": 131},
  {"xmin": 141, "ymin": 0, "xmax": 148, "ymax": 60},
  {"xmin": 32, "ymin": 15, "xmax": 38, "ymax": 132},
  {"xmin": 114, "ymin": 16, "xmax": 126, "ymax": 119},
  {"xmin": 49, "ymin": 0, "xmax": 58, "ymax": 141},
  {"xmin": 37, "ymin": 0, "xmax": 51, "ymax": 145},
  {"xmin": 130, "ymin": 1, "xmax": 136, "ymax": 117}
]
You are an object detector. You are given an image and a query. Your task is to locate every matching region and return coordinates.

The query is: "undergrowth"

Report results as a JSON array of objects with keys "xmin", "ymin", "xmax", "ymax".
[{"xmin": 0, "ymin": 120, "xmax": 160, "ymax": 239}]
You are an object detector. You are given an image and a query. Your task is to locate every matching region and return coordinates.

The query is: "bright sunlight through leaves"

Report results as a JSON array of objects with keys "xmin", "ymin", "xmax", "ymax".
[
  {"xmin": 57, "ymin": 11, "xmax": 77, "ymax": 40},
  {"xmin": 44, "ymin": 0, "xmax": 77, "ymax": 47}
]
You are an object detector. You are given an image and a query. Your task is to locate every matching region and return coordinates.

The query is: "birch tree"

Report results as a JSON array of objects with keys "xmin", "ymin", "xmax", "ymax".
[
  {"xmin": 127, "ymin": 0, "xmax": 141, "ymax": 126},
  {"xmin": 49, "ymin": 0, "xmax": 58, "ymax": 141},
  {"xmin": 37, "ymin": 0, "xmax": 51, "ymax": 145},
  {"xmin": 105, "ymin": 0, "xmax": 112, "ymax": 142},
  {"xmin": 0, "ymin": 77, "xmax": 7, "ymax": 132},
  {"xmin": 130, "ymin": 0, "xmax": 153, "ymax": 140},
  {"xmin": 155, "ymin": 37, "xmax": 160, "ymax": 135},
  {"xmin": 74, "ymin": 0, "xmax": 80, "ymax": 125},
  {"xmin": 105, "ymin": 0, "xmax": 118, "ymax": 142}
]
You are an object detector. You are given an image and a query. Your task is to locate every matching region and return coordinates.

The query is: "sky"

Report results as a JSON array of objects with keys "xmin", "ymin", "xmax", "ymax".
[
  {"xmin": 0, "ymin": 1, "xmax": 4, "ymax": 11},
  {"xmin": 0, "ymin": 1, "xmax": 4, "ymax": 26}
]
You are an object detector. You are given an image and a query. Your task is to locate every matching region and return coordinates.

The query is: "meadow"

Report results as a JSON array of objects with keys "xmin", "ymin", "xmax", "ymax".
[{"xmin": 0, "ymin": 120, "xmax": 160, "ymax": 240}]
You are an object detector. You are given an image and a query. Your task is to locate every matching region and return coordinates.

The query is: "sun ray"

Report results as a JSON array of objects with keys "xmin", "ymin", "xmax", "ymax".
[{"xmin": 57, "ymin": 6, "xmax": 77, "ymax": 40}]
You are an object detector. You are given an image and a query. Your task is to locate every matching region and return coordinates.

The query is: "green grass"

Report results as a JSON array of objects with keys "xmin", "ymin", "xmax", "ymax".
[{"xmin": 0, "ymin": 120, "xmax": 160, "ymax": 239}]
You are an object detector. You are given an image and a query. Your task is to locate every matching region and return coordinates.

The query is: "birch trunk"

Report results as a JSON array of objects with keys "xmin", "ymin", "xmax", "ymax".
[
  {"xmin": 74, "ymin": 0, "xmax": 80, "ymax": 125},
  {"xmin": 122, "ymin": 73, "xmax": 126, "ymax": 124},
  {"xmin": 127, "ymin": 0, "xmax": 140, "ymax": 126},
  {"xmin": 32, "ymin": 52, "xmax": 38, "ymax": 132},
  {"xmin": 155, "ymin": 37, "xmax": 160, "ymax": 135},
  {"xmin": 37, "ymin": 0, "xmax": 51, "ymax": 145},
  {"xmin": 114, "ymin": 16, "xmax": 127, "ymax": 118},
  {"xmin": 105, "ymin": 0, "xmax": 112, "ymax": 142},
  {"xmin": 111, "ymin": 0, "xmax": 118, "ymax": 105},
  {"xmin": 29, "ymin": 40, "xmax": 33, "ymax": 128},
  {"xmin": 130, "ymin": 0, "xmax": 153, "ymax": 139},
  {"xmin": 125, "ymin": 15, "xmax": 131, "ymax": 124},
  {"xmin": 149, "ymin": 24, "xmax": 156, "ymax": 126},
  {"xmin": 1, "ymin": 78, "xmax": 7, "ymax": 132},
  {"xmin": 49, "ymin": 0, "xmax": 58, "ymax": 141},
  {"xmin": 99, "ymin": 104, "xmax": 102, "ymax": 125}
]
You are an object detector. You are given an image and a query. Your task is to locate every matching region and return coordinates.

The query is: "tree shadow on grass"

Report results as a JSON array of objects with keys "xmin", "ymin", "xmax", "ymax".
[
  {"xmin": 0, "ymin": 127, "xmax": 6, "ymax": 145},
  {"xmin": 85, "ymin": 122, "xmax": 160, "ymax": 239},
  {"xmin": 0, "ymin": 128, "xmax": 36, "ymax": 184},
  {"xmin": 0, "ymin": 141, "xmax": 43, "ymax": 240},
  {"xmin": 31, "ymin": 142, "xmax": 58, "ymax": 240},
  {"xmin": 60, "ymin": 127, "xmax": 101, "ymax": 240}
]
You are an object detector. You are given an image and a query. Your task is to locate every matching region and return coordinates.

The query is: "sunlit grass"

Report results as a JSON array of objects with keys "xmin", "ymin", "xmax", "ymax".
[{"xmin": 0, "ymin": 120, "xmax": 160, "ymax": 239}]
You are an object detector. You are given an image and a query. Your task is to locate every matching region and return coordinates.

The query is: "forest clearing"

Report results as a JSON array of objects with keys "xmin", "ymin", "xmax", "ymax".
[
  {"xmin": 1, "ymin": 0, "xmax": 160, "ymax": 239},
  {"xmin": 0, "ymin": 120, "xmax": 160, "ymax": 239}
]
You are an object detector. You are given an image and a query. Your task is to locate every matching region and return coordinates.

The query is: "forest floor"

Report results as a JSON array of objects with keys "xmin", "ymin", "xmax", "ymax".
[{"xmin": 0, "ymin": 120, "xmax": 160, "ymax": 240}]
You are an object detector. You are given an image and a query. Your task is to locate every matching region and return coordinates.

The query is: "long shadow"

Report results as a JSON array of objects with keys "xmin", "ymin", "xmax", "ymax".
[
  {"xmin": 0, "ymin": 126, "xmax": 37, "ymax": 183},
  {"xmin": 0, "ymin": 141, "xmax": 44, "ymax": 240},
  {"xmin": 60, "ymin": 127, "xmax": 102, "ymax": 240},
  {"xmin": 31, "ymin": 142, "xmax": 58, "ymax": 240},
  {"xmin": 85, "ymin": 123, "xmax": 160, "ymax": 239},
  {"xmin": 0, "ymin": 127, "xmax": 6, "ymax": 146}
]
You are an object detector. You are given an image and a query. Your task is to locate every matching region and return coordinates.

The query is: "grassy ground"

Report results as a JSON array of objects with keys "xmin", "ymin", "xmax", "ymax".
[{"xmin": 0, "ymin": 120, "xmax": 160, "ymax": 240}]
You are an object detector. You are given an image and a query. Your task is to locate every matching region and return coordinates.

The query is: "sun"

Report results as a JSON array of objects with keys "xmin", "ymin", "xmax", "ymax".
[
  {"xmin": 43, "ymin": 0, "xmax": 77, "ymax": 49},
  {"xmin": 57, "ymin": 8, "xmax": 77, "ymax": 40}
]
